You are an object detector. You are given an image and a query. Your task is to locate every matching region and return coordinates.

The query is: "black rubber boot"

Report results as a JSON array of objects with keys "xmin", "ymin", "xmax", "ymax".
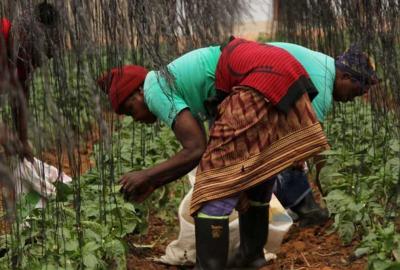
[
  {"xmin": 193, "ymin": 217, "xmax": 229, "ymax": 270},
  {"xmin": 291, "ymin": 191, "xmax": 329, "ymax": 227},
  {"xmin": 228, "ymin": 205, "xmax": 269, "ymax": 269}
]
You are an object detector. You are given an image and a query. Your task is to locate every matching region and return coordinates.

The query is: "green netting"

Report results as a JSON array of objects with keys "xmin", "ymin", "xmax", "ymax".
[{"xmin": 0, "ymin": 1, "xmax": 248, "ymax": 269}]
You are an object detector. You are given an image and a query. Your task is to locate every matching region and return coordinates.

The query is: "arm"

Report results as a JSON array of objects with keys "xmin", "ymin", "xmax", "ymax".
[
  {"xmin": 11, "ymin": 87, "xmax": 28, "ymax": 143},
  {"xmin": 314, "ymin": 122, "xmax": 328, "ymax": 195},
  {"xmin": 8, "ymin": 29, "xmax": 33, "ymax": 161},
  {"xmin": 147, "ymin": 108, "xmax": 207, "ymax": 186},
  {"xmin": 120, "ymin": 109, "xmax": 207, "ymax": 202},
  {"xmin": 10, "ymin": 83, "xmax": 33, "ymax": 161},
  {"xmin": 313, "ymin": 153, "xmax": 326, "ymax": 196}
]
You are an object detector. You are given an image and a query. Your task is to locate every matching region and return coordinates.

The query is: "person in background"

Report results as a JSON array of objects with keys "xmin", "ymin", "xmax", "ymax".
[
  {"xmin": 274, "ymin": 167, "xmax": 328, "ymax": 227},
  {"xmin": 270, "ymin": 42, "xmax": 378, "ymax": 227},
  {"xmin": 98, "ymin": 37, "xmax": 377, "ymax": 269},
  {"xmin": 0, "ymin": 3, "xmax": 61, "ymax": 218},
  {"xmin": 0, "ymin": 2, "xmax": 59, "ymax": 161}
]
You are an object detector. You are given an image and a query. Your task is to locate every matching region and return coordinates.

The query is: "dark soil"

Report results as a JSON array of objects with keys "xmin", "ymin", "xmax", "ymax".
[
  {"xmin": 122, "ymin": 214, "xmax": 366, "ymax": 270},
  {"xmin": 122, "ymin": 183, "xmax": 367, "ymax": 270},
  {"xmin": 126, "ymin": 215, "xmax": 180, "ymax": 270},
  {"xmin": 262, "ymin": 221, "xmax": 366, "ymax": 270}
]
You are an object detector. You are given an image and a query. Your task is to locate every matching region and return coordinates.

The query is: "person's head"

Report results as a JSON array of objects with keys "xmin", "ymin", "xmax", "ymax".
[
  {"xmin": 35, "ymin": 2, "xmax": 60, "ymax": 59},
  {"xmin": 18, "ymin": 2, "xmax": 59, "ymax": 68},
  {"xmin": 333, "ymin": 45, "xmax": 378, "ymax": 102},
  {"xmin": 97, "ymin": 65, "xmax": 157, "ymax": 124}
]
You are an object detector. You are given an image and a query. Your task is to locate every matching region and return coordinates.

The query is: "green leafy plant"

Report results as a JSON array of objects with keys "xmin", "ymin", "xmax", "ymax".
[
  {"xmin": 0, "ymin": 116, "xmax": 182, "ymax": 269},
  {"xmin": 320, "ymin": 100, "xmax": 400, "ymax": 268}
]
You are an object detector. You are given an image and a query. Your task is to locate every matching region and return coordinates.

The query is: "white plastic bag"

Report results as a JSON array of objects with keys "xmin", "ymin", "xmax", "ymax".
[
  {"xmin": 157, "ymin": 168, "xmax": 292, "ymax": 265},
  {"xmin": 265, "ymin": 194, "xmax": 293, "ymax": 253},
  {"xmin": 13, "ymin": 157, "xmax": 72, "ymax": 208}
]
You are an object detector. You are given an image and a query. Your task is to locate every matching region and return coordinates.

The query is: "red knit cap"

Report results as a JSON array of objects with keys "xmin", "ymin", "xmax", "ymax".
[{"xmin": 97, "ymin": 65, "xmax": 148, "ymax": 114}]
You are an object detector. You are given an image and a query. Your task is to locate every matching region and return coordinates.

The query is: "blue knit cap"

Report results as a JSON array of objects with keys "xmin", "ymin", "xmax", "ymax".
[{"xmin": 335, "ymin": 44, "xmax": 378, "ymax": 86}]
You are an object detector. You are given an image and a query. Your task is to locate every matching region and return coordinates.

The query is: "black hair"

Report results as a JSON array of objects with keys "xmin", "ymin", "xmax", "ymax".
[{"xmin": 34, "ymin": 2, "xmax": 59, "ymax": 27}]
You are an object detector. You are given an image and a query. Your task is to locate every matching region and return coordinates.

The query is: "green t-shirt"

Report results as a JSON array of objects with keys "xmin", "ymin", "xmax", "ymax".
[
  {"xmin": 144, "ymin": 46, "xmax": 221, "ymax": 127},
  {"xmin": 269, "ymin": 42, "xmax": 336, "ymax": 122}
]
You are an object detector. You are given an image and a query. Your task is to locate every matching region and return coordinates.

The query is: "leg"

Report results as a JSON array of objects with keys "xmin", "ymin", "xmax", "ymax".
[
  {"xmin": 274, "ymin": 168, "xmax": 312, "ymax": 209},
  {"xmin": 229, "ymin": 177, "xmax": 276, "ymax": 269},
  {"xmin": 194, "ymin": 197, "xmax": 239, "ymax": 270},
  {"xmin": 275, "ymin": 168, "xmax": 329, "ymax": 227}
]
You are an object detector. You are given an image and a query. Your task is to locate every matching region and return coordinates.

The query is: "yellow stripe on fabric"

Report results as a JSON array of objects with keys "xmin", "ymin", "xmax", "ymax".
[
  {"xmin": 190, "ymin": 123, "xmax": 329, "ymax": 215},
  {"xmin": 191, "ymin": 143, "xmax": 327, "ymax": 212},
  {"xmin": 194, "ymin": 125, "xmax": 327, "ymax": 185},
  {"xmin": 197, "ymin": 122, "xmax": 326, "ymax": 179},
  {"xmin": 193, "ymin": 124, "xmax": 327, "ymax": 191}
]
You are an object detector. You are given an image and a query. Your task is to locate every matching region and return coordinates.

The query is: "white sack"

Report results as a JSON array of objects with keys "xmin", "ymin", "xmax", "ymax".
[{"xmin": 157, "ymin": 168, "xmax": 292, "ymax": 266}]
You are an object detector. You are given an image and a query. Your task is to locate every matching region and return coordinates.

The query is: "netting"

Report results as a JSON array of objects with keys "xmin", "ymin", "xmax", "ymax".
[
  {"xmin": 1, "ymin": 0, "xmax": 399, "ymax": 269},
  {"xmin": 0, "ymin": 0, "xmax": 249, "ymax": 269}
]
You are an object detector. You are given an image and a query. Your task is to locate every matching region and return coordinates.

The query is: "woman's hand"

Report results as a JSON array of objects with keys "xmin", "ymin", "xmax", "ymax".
[
  {"xmin": 21, "ymin": 141, "xmax": 34, "ymax": 163},
  {"xmin": 119, "ymin": 170, "xmax": 155, "ymax": 203}
]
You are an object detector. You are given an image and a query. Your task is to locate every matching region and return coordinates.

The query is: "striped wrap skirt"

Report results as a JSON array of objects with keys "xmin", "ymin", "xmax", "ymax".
[{"xmin": 190, "ymin": 87, "xmax": 329, "ymax": 215}]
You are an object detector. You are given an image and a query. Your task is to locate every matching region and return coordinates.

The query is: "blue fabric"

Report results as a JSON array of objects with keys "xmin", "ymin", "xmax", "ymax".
[
  {"xmin": 199, "ymin": 178, "xmax": 276, "ymax": 216},
  {"xmin": 273, "ymin": 169, "xmax": 312, "ymax": 209},
  {"xmin": 200, "ymin": 196, "xmax": 239, "ymax": 217},
  {"xmin": 336, "ymin": 44, "xmax": 377, "ymax": 81}
]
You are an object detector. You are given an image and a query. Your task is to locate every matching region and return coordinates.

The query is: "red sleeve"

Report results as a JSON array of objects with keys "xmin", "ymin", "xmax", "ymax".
[
  {"xmin": 1, "ymin": 18, "xmax": 30, "ymax": 94},
  {"xmin": 1, "ymin": 18, "xmax": 11, "ymax": 43}
]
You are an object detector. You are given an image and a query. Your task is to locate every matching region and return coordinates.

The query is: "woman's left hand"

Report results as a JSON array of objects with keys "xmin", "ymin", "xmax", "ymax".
[{"xmin": 119, "ymin": 171, "xmax": 155, "ymax": 203}]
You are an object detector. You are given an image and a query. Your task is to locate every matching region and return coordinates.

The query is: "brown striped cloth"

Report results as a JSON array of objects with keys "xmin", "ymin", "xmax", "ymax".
[{"xmin": 190, "ymin": 87, "xmax": 329, "ymax": 215}]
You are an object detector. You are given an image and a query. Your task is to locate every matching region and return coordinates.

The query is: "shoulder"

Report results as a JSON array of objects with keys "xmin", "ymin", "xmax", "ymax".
[
  {"xmin": 143, "ymin": 71, "xmax": 174, "ymax": 103},
  {"xmin": 270, "ymin": 42, "xmax": 328, "ymax": 57},
  {"xmin": 269, "ymin": 42, "xmax": 309, "ymax": 51},
  {"xmin": 171, "ymin": 46, "xmax": 221, "ymax": 65},
  {"xmin": 273, "ymin": 42, "xmax": 334, "ymax": 69},
  {"xmin": 143, "ymin": 70, "xmax": 171, "ymax": 89},
  {"xmin": 180, "ymin": 46, "xmax": 221, "ymax": 58},
  {"xmin": 143, "ymin": 71, "xmax": 162, "ymax": 99}
]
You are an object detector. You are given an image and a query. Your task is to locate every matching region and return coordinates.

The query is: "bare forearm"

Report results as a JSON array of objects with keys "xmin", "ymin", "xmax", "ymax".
[
  {"xmin": 16, "ymin": 107, "xmax": 28, "ymax": 143},
  {"xmin": 11, "ymin": 90, "xmax": 29, "ymax": 144},
  {"xmin": 315, "ymin": 154, "xmax": 326, "ymax": 175},
  {"xmin": 145, "ymin": 147, "xmax": 203, "ymax": 188},
  {"xmin": 119, "ymin": 109, "xmax": 207, "ymax": 201},
  {"xmin": 145, "ymin": 110, "xmax": 207, "ymax": 187}
]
